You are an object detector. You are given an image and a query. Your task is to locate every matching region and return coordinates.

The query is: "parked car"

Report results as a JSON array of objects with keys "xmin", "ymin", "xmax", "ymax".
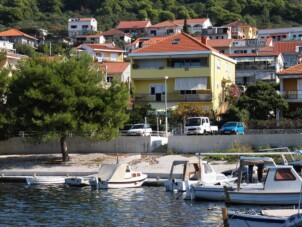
[
  {"xmin": 220, "ymin": 121, "xmax": 245, "ymax": 135},
  {"xmin": 127, "ymin": 123, "xmax": 152, "ymax": 136}
]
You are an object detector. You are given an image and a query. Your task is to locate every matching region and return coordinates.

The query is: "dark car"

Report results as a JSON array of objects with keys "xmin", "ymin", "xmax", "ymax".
[{"xmin": 220, "ymin": 121, "xmax": 245, "ymax": 135}]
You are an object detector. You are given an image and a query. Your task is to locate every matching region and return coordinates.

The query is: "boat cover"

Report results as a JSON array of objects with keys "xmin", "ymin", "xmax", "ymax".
[
  {"xmin": 261, "ymin": 209, "xmax": 300, "ymax": 218},
  {"xmin": 97, "ymin": 164, "xmax": 128, "ymax": 181}
]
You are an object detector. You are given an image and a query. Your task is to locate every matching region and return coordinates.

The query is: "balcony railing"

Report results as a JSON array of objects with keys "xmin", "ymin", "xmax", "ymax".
[
  {"xmin": 133, "ymin": 93, "xmax": 212, "ymax": 102},
  {"xmin": 280, "ymin": 90, "xmax": 302, "ymax": 99},
  {"xmin": 236, "ymin": 64, "xmax": 275, "ymax": 70}
]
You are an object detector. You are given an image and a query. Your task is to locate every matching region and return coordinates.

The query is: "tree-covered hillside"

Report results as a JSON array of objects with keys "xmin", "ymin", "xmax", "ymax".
[{"xmin": 0, "ymin": 0, "xmax": 302, "ymax": 35}]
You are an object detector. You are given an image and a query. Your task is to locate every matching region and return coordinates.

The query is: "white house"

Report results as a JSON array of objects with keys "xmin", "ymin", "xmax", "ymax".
[
  {"xmin": 173, "ymin": 18, "xmax": 212, "ymax": 35},
  {"xmin": 0, "ymin": 41, "xmax": 15, "ymax": 53},
  {"xmin": 146, "ymin": 21, "xmax": 181, "ymax": 37},
  {"xmin": 258, "ymin": 26, "xmax": 302, "ymax": 41},
  {"xmin": 68, "ymin": 18, "xmax": 98, "ymax": 37}
]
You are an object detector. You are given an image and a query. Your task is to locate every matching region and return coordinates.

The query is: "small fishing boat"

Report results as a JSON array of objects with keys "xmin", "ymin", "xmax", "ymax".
[
  {"xmin": 164, "ymin": 159, "xmax": 236, "ymax": 192},
  {"xmin": 26, "ymin": 176, "xmax": 66, "ymax": 185},
  {"xmin": 222, "ymin": 207, "xmax": 302, "ymax": 227},
  {"xmin": 225, "ymin": 164, "xmax": 302, "ymax": 205},
  {"xmin": 187, "ymin": 156, "xmax": 276, "ymax": 201},
  {"xmin": 89, "ymin": 163, "xmax": 147, "ymax": 189}
]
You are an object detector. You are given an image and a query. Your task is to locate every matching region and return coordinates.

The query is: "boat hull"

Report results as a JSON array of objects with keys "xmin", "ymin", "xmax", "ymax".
[
  {"xmin": 26, "ymin": 176, "xmax": 66, "ymax": 185},
  {"xmin": 192, "ymin": 186, "xmax": 226, "ymax": 201},
  {"xmin": 190, "ymin": 183, "xmax": 263, "ymax": 201},
  {"xmin": 65, "ymin": 177, "xmax": 91, "ymax": 187},
  {"xmin": 228, "ymin": 213, "xmax": 288, "ymax": 227},
  {"xmin": 90, "ymin": 174, "xmax": 147, "ymax": 189},
  {"xmin": 227, "ymin": 191, "xmax": 302, "ymax": 205}
]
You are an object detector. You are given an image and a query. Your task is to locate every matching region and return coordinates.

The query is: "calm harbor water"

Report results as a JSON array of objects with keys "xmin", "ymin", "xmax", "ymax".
[{"xmin": 0, "ymin": 183, "xmax": 228, "ymax": 227}]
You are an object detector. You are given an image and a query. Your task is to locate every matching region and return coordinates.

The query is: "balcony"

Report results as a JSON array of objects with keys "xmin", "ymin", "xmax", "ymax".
[
  {"xmin": 280, "ymin": 90, "xmax": 302, "ymax": 100},
  {"xmin": 133, "ymin": 92, "xmax": 212, "ymax": 103},
  {"xmin": 132, "ymin": 67, "xmax": 210, "ymax": 80}
]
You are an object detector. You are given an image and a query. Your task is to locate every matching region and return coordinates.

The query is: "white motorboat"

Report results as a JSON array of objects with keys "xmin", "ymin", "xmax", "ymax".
[
  {"xmin": 164, "ymin": 159, "xmax": 236, "ymax": 192},
  {"xmin": 225, "ymin": 164, "xmax": 302, "ymax": 205},
  {"xmin": 223, "ymin": 207, "xmax": 302, "ymax": 227},
  {"xmin": 65, "ymin": 176, "xmax": 92, "ymax": 187},
  {"xmin": 90, "ymin": 164, "xmax": 147, "ymax": 189},
  {"xmin": 26, "ymin": 176, "xmax": 66, "ymax": 185},
  {"xmin": 188, "ymin": 156, "xmax": 276, "ymax": 201}
]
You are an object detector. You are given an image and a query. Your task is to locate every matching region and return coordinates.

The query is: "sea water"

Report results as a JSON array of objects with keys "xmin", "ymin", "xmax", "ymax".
[
  {"xmin": 0, "ymin": 183, "xmax": 228, "ymax": 226},
  {"xmin": 1, "ymin": 183, "xmax": 282, "ymax": 227}
]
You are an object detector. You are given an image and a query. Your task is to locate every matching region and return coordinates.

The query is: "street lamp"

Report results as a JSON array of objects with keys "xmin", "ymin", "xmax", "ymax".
[{"xmin": 164, "ymin": 76, "xmax": 168, "ymax": 136}]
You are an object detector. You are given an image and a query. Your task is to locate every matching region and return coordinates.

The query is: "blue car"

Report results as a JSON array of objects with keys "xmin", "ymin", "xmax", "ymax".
[{"xmin": 220, "ymin": 121, "xmax": 245, "ymax": 135}]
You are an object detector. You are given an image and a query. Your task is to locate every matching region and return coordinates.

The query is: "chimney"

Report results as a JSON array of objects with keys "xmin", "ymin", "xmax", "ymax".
[{"xmin": 201, "ymin": 36, "xmax": 208, "ymax": 45}]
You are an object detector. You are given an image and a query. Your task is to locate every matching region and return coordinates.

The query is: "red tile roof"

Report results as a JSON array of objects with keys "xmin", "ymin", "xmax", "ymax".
[
  {"xmin": 79, "ymin": 43, "xmax": 124, "ymax": 52},
  {"xmin": 207, "ymin": 39, "xmax": 233, "ymax": 47},
  {"xmin": 268, "ymin": 33, "xmax": 288, "ymax": 37},
  {"xmin": 173, "ymin": 18, "xmax": 208, "ymax": 24},
  {"xmin": 116, "ymin": 21, "xmax": 151, "ymax": 29},
  {"xmin": 277, "ymin": 63, "xmax": 302, "ymax": 75},
  {"xmin": 273, "ymin": 41, "xmax": 302, "ymax": 53},
  {"xmin": 149, "ymin": 21, "xmax": 179, "ymax": 28},
  {"xmin": 132, "ymin": 32, "xmax": 217, "ymax": 54},
  {"xmin": 101, "ymin": 29, "xmax": 125, "ymax": 36},
  {"xmin": 258, "ymin": 46, "xmax": 274, "ymax": 53},
  {"xmin": 76, "ymin": 33, "xmax": 104, "ymax": 38},
  {"xmin": 0, "ymin": 28, "xmax": 37, "ymax": 40},
  {"xmin": 222, "ymin": 21, "xmax": 250, "ymax": 27},
  {"xmin": 99, "ymin": 62, "xmax": 130, "ymax": 74},
  {"xmin": 79, "ymin": 18, "xmax": 95, "ymax": 21}
]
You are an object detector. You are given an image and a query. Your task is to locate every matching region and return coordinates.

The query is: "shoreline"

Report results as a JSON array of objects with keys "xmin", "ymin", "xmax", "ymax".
[{"xmin": 0, "ymin": 153, "xmax": 237, "ymax": 176}]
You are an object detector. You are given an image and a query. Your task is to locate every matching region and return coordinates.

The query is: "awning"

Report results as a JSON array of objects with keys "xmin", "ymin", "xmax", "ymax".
[
  {"xmin": 174, "ymin": 77, "xmax": 208, "ymax": 90},
  {"xmin": 255, "ymin": 56, "xmax": 275, "ymax": 62},
  {"xmin": 234, "ymin": 57, "xmax": 254, "ymax": 62}
]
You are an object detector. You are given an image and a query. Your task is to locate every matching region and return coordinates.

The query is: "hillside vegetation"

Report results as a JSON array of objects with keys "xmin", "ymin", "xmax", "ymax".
[{"xmin": 0, "ymin": 0, "xmax": 302, "ymax": 36}]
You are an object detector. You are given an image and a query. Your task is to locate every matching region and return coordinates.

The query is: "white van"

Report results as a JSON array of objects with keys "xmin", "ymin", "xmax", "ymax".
[{"xmin": 184, "ymin": 117, "xmax": 218, "ymax": 135}]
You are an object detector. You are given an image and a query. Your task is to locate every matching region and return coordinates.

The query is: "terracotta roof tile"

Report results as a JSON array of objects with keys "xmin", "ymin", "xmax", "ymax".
[
  {"xmin": 149, "ymin": 21, "xmax": 179, "ymax": 28},
  {"xmin": 76, "ymin": 33, "xmax": 104, "ymax": 38},
  {"xmin": 101, "ymin": 29, "xmax": 125, "ymax": 36},
  {"xmin": 99, "ymin": 62, "xmax": 130, "ymax": 74},
  {"xmin": 273, "ymin": 41, "xmax": 302, "ymax": 53},
  {"xmin": 132, "ymin": 32, "xmax": 216, "ymax": 54},
  {"xmin": 0, "ymin": 28, "xmax": 37, "ymax": 40},
  {"xmin": 222, "ymin": 20, "xmax": 251, "ymax": 27},
  {"xmin": 116, "ymin": 21, "xmax": 151, "ymax": 29},
  {"xmin": 277, "ymin": 63, "xmax": 302, "ymax": 75},
  {"xmin": 79, "ymin": 18, "xmax": 95, "ymax": 21},
  {"xmin": 258, "ymin": 46, "xmax": 274, "ymax": 52},
  {"xmin": 173, "ymin": 18, "xmax": 208, "ymax": 24},
  {"xmin": 207, "ymin": 39, "xmax": 233, "ymax": 47},
  {"xmin": 80, "ymin": 43, "xmax": 124, "ymax": 52}
]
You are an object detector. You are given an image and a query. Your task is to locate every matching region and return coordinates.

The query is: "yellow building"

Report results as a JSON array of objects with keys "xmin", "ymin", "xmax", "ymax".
[
  {"xmin": 222, "ymin": 21, "xmax": 257, "ymax": 39},
  {"xmin": 76, "ymin": 43, "xmax": 125, "ymax": 62},
  {"xmin": 128, "ymin": 33, "xmax": 236, "ymax": 115},
  {"xmin": 278, "ymin": 63, "xmax": 302, "ymax": 112}
]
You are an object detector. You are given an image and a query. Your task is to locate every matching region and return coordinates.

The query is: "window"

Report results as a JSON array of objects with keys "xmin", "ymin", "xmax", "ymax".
[
  {"xmin": 71, "ymin": 25, "xmax": 77, "ymax": 29},
  {"xmin": 107, "ymin": 77, "xmax": 113, "ymax": 83},
  {"xmin": 150, "ymin": 84, "xmax": 164, "ymax": 95},
  {"xmin": 226, "ymin": 62, "xmax": 231, "ymax": 73},
  {"xmin": 82, "ymin": 25, "xmax": 89, "ymax": 29},
  {"xmin": 274, "ymin": 168, "xmax": 296, "ymax": 181},
  {"xmin": 172, "ymin": 39, "xmax": 180, "ymax": 44},
  {"xmin": 216, "ymin": 59, "xmax": 221, "ymax": 69},
  {"xmin": 180, "ymin": 90, "xmax": 197, "ymax": 95}
]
